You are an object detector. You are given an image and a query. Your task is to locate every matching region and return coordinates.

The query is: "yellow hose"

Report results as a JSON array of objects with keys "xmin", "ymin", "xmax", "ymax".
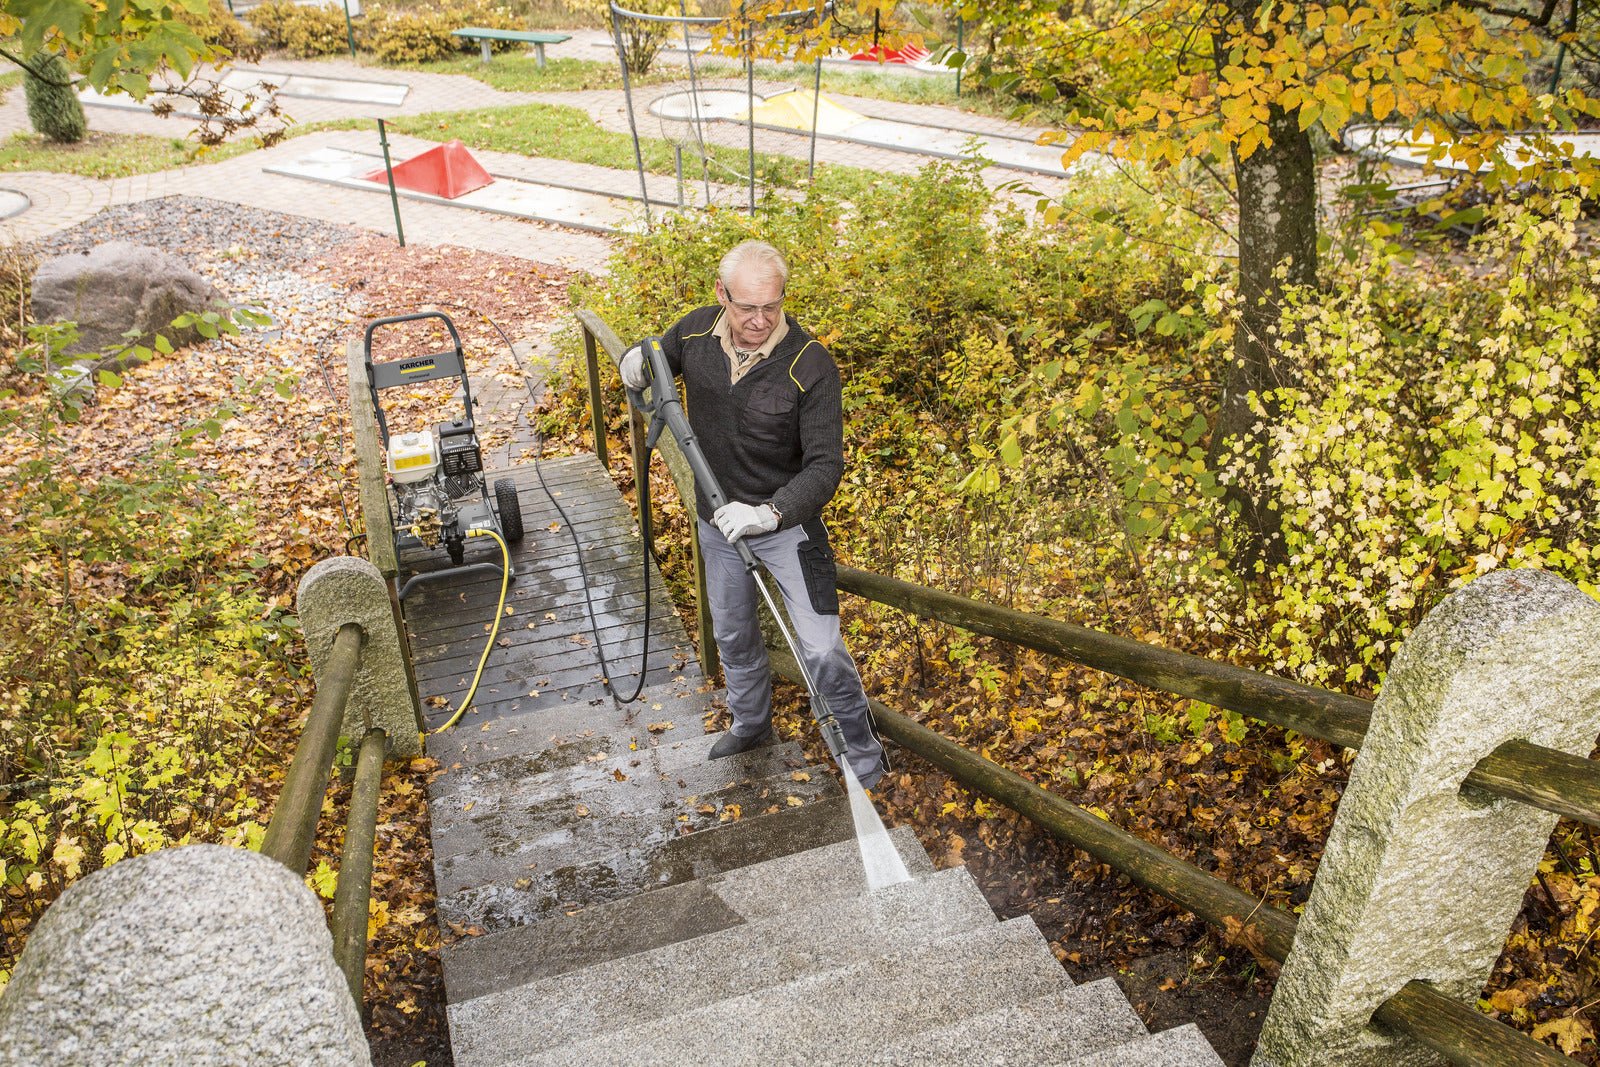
[{"xmin": 432, "ymin": 527, "xmax": 511, "ymax": 734}]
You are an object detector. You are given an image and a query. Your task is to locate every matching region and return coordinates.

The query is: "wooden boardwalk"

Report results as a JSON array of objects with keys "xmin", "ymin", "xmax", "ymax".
[{"xmin": 401, "ymin": 453, "xmax": 700, "ymax": 732}]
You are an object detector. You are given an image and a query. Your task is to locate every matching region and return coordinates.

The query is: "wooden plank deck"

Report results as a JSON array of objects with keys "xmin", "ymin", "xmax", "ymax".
[{"xmin": 400, "ymin": 453, "xmax": 700, "ymax": 733}]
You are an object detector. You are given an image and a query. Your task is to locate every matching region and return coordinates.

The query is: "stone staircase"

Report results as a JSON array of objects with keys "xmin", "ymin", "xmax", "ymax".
[{"xmin": 426, "ymin": 674, "xmax": 1226, "ymax": 1066}]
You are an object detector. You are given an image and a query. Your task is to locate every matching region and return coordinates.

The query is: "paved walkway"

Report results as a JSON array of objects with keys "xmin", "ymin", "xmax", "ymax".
[{"xmin": 0, "ymin": 40, "xmax": 1072, "ymax": 269}]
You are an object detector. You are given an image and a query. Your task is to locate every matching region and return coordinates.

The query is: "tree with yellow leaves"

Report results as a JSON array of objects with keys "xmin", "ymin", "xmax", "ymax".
[{"xmin": 964, "ymin": 0, "xmax": 1596, "ymax": 552}]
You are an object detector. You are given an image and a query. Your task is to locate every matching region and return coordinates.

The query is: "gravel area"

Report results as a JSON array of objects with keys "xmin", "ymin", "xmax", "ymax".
[
  {"xmin": 34, "ymin": 195, "xmax": 364, "ymax": 356},
  {"xmin": 35, "ymin": 195, "xmax": 359, "ymax": 267}
]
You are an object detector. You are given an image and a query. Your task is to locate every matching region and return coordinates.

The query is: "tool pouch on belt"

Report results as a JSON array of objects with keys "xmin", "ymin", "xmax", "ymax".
[{"xmin": 797, "ymin": 517, "xmax": 840, "ymax": 615}]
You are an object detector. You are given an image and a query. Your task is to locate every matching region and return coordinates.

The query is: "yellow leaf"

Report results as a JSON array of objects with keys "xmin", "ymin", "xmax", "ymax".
[
  {"xmin": 1532, "ymin": 1017, "xmax": 1593, "ymax": 1055},
  {"xmin": 367, "ymin": 898, "xmax": 390, "ymax": 941}
]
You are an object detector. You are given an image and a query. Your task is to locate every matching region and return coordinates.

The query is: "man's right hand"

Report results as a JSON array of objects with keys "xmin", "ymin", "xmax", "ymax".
[{"xmin": 620, "ymin": 345, "xmax": 650, "ymax": 390}]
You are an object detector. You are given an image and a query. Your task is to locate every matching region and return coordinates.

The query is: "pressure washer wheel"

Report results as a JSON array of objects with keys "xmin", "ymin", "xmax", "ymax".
[{"xmin": 494, "ymin": 477, "xmax": 524, "ymax": 543}]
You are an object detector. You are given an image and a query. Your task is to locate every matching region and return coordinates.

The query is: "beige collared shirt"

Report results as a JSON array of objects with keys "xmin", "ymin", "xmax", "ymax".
[{"xmin": 714, "ymin": 311, "xmax": 789, "ymax": 385}]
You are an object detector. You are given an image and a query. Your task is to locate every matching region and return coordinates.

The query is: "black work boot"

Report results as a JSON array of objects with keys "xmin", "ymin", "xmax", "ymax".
[{"xmin": 709, "ymin": 725, "xmax": 774, "ymax": 759}]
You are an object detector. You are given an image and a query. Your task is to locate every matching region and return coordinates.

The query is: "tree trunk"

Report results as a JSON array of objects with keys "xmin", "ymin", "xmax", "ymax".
[{"xmin": 1212, "ymin": 102, "xmax": 1318, "ymax": 562}]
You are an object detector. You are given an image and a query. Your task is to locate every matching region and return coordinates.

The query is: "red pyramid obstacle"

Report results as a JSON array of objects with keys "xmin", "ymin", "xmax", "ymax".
[{"xmin": 364, "ymin": 140, "xmax": 493, "ymax": 199}]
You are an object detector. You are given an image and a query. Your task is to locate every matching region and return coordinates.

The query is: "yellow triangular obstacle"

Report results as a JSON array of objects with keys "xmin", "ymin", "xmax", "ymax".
[{"xmin": 744, "ymin": 90, "xmax": 866, "ymax": 135}]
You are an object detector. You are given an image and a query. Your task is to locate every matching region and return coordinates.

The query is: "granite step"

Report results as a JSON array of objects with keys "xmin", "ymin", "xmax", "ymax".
[
  {"xmin": 869, "ymin": 979, "xmax": 1150, "ymax": 1065},
  {"xmin": 430, "ymin": 734, "xmax": 810, "ymax": 856},
  {"xmin": 510, "ymin": 917, "xmax": 1071, "ymax": 1067},
  {"xmin": 1060, "ymin": 1023, "xmax": 1226, "ymax": 1066},
  {"xmin": 440, "ymin": 826, "xmax": 932, "ymax": 1000},
  {"xmin": 437, "ymin": 793, "xmax": 856, "ymax": 933},
  {"xmin": 449, "ymin": 866, "xmax": 997, "ymax": 1066},
  {"xmin": 432, "ymin": 762, "xmax": 838, "ymax": 891},
  {"xmin": 429, "ymin": 723, "xmax": 734, "ymax": 803},
  {"xmin": 425, "ymin": 679, "xmax": 714, "ymax": 777}
]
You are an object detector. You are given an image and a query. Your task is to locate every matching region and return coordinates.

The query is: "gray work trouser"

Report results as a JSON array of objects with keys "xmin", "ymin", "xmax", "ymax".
[{"xmin": 698, "ymin": 519, "xmax": 885, "ymax": 783}]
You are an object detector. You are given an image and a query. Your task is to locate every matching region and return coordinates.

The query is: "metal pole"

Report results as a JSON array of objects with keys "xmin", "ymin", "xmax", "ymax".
[
  {"xmin": 809, "ymin": 56, "xmax": 821, "ymax": 180},
  {"xmin": 675, "ymin": 145, "xmax": 684, "ymax": 206},
  {"xmin": 342, "ymin": 0, "xmax": 357, "ymax": 59},
  {"xmin": 955, "ymin": 16, "xmax": 963, "ymax": 98},
  {"xmin": 745, "ymin": 2, "xmax": 756, "ymax": 215},
  {"xmin": 375, "ymin": 119, "xmax": 405, "ymax": 248},
  {"xmin": 612, "ymin": 2, "xmax": 654, "ymax": 230}
]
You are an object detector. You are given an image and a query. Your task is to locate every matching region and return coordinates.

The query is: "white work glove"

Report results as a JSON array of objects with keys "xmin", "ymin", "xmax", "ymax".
[
  {"xmin": 620, "ymin": 345, "xmax": 650, "ymax": 390},
  {"xmin": 714, "ymin": 501, "xmax": 779, "ymax": 542}
]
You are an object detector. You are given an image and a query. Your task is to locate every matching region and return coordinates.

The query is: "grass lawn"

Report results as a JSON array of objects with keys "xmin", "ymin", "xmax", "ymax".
[{"xmin": 0, "ymin": 130, "xmax": 262, "ymax": 179}]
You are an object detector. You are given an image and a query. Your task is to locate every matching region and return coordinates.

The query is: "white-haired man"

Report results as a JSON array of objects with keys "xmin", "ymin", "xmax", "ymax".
[{"xmin": 622, "ymin": 239, "xmax": 888, "ymax": 789}]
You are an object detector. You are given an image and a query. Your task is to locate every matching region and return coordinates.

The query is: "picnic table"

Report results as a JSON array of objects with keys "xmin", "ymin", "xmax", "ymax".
[{"xmin": 451, "ymin": 27, "xmax": 572, "ymax": 68}]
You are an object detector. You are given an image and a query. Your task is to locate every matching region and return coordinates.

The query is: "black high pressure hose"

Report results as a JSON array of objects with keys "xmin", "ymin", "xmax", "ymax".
[{"xmin": 433, "ymin": 302, "xmax": 654, "ymax": 705}]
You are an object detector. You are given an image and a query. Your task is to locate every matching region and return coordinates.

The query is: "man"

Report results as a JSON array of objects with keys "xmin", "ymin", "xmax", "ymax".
[{"xmin": 622, "ymin": 240, "xmax": 888, "ymax": 790}]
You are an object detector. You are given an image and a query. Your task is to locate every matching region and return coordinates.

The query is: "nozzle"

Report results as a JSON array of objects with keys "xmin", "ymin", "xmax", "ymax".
[{"xmin": 820, "ymin": 715, "xmax": 847, "ymax": 761}]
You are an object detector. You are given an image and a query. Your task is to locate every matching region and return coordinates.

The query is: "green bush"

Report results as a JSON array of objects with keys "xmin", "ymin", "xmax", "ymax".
[
  {"xmin": 1209, "ymin": 195, "xmax": 1600, "ymax": 690},
  {"xmin": 248, "ymin": 0, "xmax": 350, "ymax": 57},
  {"xmin": 364, "ymin": 2, "xmax": 522, "ymax": 63},
  {"xmin": 179, "ymin": 0, "xmax": 259, "ymax": 58},
  {"xmin": 23, "ymin": 53, "xmax": 86, "ymax": 145}
]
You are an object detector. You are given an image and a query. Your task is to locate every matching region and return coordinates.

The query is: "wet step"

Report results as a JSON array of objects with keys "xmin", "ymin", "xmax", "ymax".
[
  {"xmin": 870, "ymin": 980, "xmax": 1150, "ymax": 1065},
  {"xmin": 437, "ymin": 793, "xmax": 856, "ymax": 933},
  {"xmin": 512, "ymin": 917, "xmax": 1071, "ymax": 1067},
  {"xmin": 440, "ymin": 826, "xmax": 932, "ymax": 1000},
  {"xmin": 433, "ymin": 762, "xmax": 839, "ymax": 895},
  {"xmin": 430, "ymin": 713, "xmax": 734, "ymax": 803},
  {"xmin": 449, "ymin": 866, "xmax": 996, "ymax": 1066},
  {"xmin": 425, "ymin": 681, "xmax": 715, "ymax": 784},
  {"xmin": 1061, "ymin": 1023, "xmax": 1225, "ymax": 1066},
  {"xmin": 432, "ymin": 732, "xmax": 806, "ymax": 826}
]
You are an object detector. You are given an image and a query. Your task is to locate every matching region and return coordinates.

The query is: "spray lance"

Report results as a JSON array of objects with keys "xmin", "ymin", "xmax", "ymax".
[{"xmin": 625, "ymin": 337, "xmax": 851, "ymax": 769}]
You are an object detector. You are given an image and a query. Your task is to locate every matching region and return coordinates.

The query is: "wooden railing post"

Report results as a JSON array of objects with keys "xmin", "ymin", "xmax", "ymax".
[
  {"xmin": 329, "ymin": 727, "xmax": 388, "ymax": 1006},
  {"xmin": 583, "ymin": 324, "xmax": 608, "ymax": 468},
  {"xmin": 1254, "ymin": 569, "xmax": 1600, "ymax": 1067}
]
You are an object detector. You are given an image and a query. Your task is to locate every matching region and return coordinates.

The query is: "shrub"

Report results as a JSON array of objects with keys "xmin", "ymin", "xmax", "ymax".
[
  {"xmin": 23, "ymin": 53, "xmax": 86, "ymax": 145},
  {"xmin": 178, "ymin": 0, "xmax": 260, "ymax": 59},
  {"xmin": 364, "ymin": 2, "xmax": 522, "ymax": 63},
  {"xmin": 248, "ymin": 0, "xmax": 350, "ymax": 57},
  {"xmin": 1210, "ymin": 195, "xmax": 1600, "ymax": 690}
]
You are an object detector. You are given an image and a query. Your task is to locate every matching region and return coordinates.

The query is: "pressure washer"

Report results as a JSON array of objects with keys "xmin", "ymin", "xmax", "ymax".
[{"xmin": 363, "ymin": 311, "xmax": 525, "ymax": 600}]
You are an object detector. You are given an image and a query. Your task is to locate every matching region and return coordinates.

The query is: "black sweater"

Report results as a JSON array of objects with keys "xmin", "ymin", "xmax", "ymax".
[{"xmin": 659, "ymin": 305, "xmax": 844, "ymax": 530}]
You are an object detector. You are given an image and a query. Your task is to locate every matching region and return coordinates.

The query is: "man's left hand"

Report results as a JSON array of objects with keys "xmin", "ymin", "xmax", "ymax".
[{"xmin": 714, "ymin": 502, "xmax": 779, "ymax": 541}]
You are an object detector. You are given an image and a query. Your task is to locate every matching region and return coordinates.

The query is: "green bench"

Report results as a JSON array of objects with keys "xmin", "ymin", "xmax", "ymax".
[{"xmin": 452, "ymin": 27, "xmax": 572, "ymax": 68}]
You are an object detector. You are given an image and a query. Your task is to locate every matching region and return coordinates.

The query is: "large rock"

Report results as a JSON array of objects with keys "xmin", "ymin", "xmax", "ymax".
[
  {"xmin": 0, "ymin": 844, "xmax": 371, "ymax": 1065},
  {"xmin": 31, "ymin": 241, "xmax": 226, "ymax": 362}
]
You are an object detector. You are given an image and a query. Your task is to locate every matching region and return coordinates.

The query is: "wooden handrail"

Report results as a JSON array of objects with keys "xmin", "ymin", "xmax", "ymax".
[
  {"xmin": 330, "ymin": 727, "xmax": 387, "ymax": 1005},
  {"xmin": 261, "ymin": 622, "xmax": 364, "ymax": 873},
  {"xmin": 576, "ymin": 309, "xmax": 720, "ymax": 678},
  {"xmin": 836, "ymin": 565, "xmax": 1600, "ymax": 828}
]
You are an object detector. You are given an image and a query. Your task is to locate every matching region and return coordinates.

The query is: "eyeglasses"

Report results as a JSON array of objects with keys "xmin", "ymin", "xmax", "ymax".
[{"xmin": 725, "ymin": 293, "xmax": 784, "ymax": 316}]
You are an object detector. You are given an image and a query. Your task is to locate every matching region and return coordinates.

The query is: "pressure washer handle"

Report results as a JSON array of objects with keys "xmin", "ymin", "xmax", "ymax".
[{"xmin": 625, "ymin": 337, "xmax": 759, "ymax": 571}]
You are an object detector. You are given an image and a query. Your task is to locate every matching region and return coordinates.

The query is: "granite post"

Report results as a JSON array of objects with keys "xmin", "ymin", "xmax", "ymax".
[
  {"xmin": 1254, "ymin": 568, "xmax": 1600, "ymax": 1065},
  {"xmin": 297, "ymin": 555, "xmax": 421, "ymax": 757},
  {"xmin": 0, "ymin": 845, "xmax": 370, "ymax": 1064}
]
